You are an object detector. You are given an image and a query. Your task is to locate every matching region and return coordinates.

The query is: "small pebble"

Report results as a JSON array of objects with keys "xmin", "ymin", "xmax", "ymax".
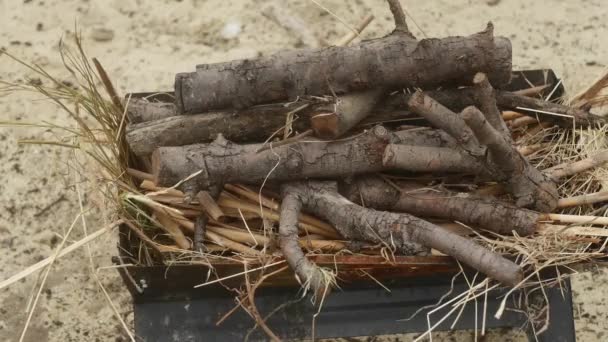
[
  {"xmin": 220, "ymin": 19, "xmax": 241, "ymax": 40},
  {"xmin": 90, "ymin": 27, "xmax": 115, "ymax": 42}
]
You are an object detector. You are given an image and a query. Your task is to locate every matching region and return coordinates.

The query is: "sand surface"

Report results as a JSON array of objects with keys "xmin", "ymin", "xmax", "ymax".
[{"xmin": 1, "ymin": 0, "xmax": 607, "ymax": 341}]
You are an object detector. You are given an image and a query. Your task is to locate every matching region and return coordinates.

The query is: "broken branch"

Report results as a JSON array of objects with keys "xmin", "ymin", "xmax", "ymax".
[{"xmin": 285, "ymin": 181, "xmax": 523, "ymax": 286}]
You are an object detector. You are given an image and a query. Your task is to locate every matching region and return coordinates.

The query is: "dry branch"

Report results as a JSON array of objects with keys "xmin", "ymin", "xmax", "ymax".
[
  {"xmin": 283, "ymin": 181, "xmax": 523, "ymax": 286},
  {"xmin": 408, "ymin": 91, "xmax": 484, "ymax": 156},
  {"xmin": 151, "ymin": 126, "xmax": 392, "ymax": 194},
  {"xmin": 176, "ymin": 23, "xmax": 511, "ymax": 113},
  {"xmin": 472, "ymin": 72, "xmax": 510, "ymax": 138},
  {"xmin": 279, "ymin": 190, "xmax": 328, "ymax": 295},
  {"xmin": 546, "ymin": 150, "xmax": 608, "ymax": 180},
  {"xmin": 407, "ymin": 90, "xmax": 558, "ymax": 211},
  {"xmin": 127, "ymin": 98, "xmax": 176, "ymax": 124},
  {"xmin": 383, "ymin": 145, "xmax": 482, "ymax": 174},
  {"xmin": 341, "ymin": 176, "xmax": 541, "ymax": 236},
  {"xmin": 126, "ymin": 102, "xmax": 311, "ymax": 156},
  {"xmin": 461, "ymin": 106, "xmax": 558, "ymax": 211},
  {"xmin": 496, "ymin": 91, "xmax": 605, "ymax": 126}
]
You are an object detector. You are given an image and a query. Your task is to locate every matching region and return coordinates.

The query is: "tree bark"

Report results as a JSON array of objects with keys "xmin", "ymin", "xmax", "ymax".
[
  {"xmin": 176, "ymin": 23, "xmax": 511, "ymax": 113},
  {"xmin": 383, "ymin": 145, "xmax": 483, "ymax": 174},
  {"xmin": 127, "ymin": 98, "xmax": 176, "ymax": 124},
  {"xmin": 411, "ymin": 87, "xmax": 604, "ymax": 128},
  {"xmin": 126, "ymin": 102, "xmax": 311, "ymax": 156},
  {"xmin": 405, "ymin": 90, "xmax": 558, "ymax": 212},
  {"xmin": 151, "ymin": 126, "xmax": 393, "ymax": 195},
  {"xmin": 461, "ymin": 106, "xmax": 559, "ymax": 211},
  {"xmin": 408, "ymin": 91, "xmax": 485, "ymax": 156},
  {"xmin": 279, "ymin": 190, "xmax": 328, "ymax": 295},
  {"xmin": 340, "ymin": 176, "xmax": 541, "ymax": 236},
  {"xmin": 150, "ymin": 125, "xmax": 477, "ymax": 196},
  {"xmin": 472, "ymin": 72, "xmax": 511, "ymax": 138},
  {"xmin": 284, "ymin": 181, "xmax": 523, "ymax": 286},
  {"xmin": 495, "ymin": 91, "xmax": 605, "ymax": 127}
]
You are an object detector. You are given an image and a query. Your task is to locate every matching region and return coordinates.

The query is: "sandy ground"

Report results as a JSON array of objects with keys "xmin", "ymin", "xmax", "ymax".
[{"xmin": 1, "ymin": 0, "xmax": 607, "ymax": 341}]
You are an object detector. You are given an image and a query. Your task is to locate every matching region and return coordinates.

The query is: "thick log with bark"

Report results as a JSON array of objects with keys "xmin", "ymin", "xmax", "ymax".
[
  {"xmin": 341, "ymin": 176, "xmax": 541, "ymax": 236},
  {"xmin": 126, "ymin": 102, "xmax": 311, "ymax": 156},
  {"xmin": 176, "ymin": 23, "xmax": 511, "ymax": 113},
  {"xmin": 283, "ymin": 181, "xmax": 523, "ymax": 286},
  {"xmin": 152, "ymin": 126, "xmax": 392, "ymax": 195},
  {"xmin": 127, "ymin": 77, "xmax": 601, "ymax": 156},
  {"xmin": 125, "ymin": 91, "xmax": 461, "ymax": 156},
  {"xmin": 151, "ymin": 126, "xmax": 476, "ymax": 196}
]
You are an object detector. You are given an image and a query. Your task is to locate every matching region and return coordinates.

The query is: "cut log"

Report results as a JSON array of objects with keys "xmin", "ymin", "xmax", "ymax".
[
  {"xmin": 283, "ymin": 181, "xmax": 523, "ymax": 286},
  {"xmin": 151, "ymin": 126, "xmax": 393, "ymax": 194},
  {"xmin": 383, "ymin": 145, "xmax": 483, "ymax": 174},
  {"xmin": 176, "ymin": 23, "xmax": 511, "ymax": 113},
  {"xmin": 125, "ymin": 102, "xmax": 312, "ymax": 156},
  {"xmin": 127, "ymin": 98, "xmax": 176, "ymax": 124},
  {"xmin": 340, "ymin": 176, "xmax": 541, "ymax": 236},
  {"xmin": 310, "ymin": 90, "xmax": 383, "ymax": 139},
  {"xmin": 151, "ymin": 126, "xmax": 474, "ymax": 195}
]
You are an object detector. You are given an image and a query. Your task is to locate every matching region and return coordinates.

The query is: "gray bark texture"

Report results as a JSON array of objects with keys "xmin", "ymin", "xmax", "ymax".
[
  {"xmin": 461, "ymin": 106, "xmax": 559, "ymax": 211},
  {"xmin": 279, "ymin": 191, "xmax": 328, "ymax": 295},
  {"xmin": 284, "ymin": 181, "xmax": 522, "ymax": 286},
  {"xmin": 126, "ymin": 98, "xmax": 176, "ymax": 124},
  {"xmin": 411, "ymin": 88, "xmax": 604, "ymax": 128},
  {"xmin": 176, "ymin": 23, "xmax": 511, "ymax": 113},
  {"xmin": 340, "ymin": 176, "xmax": 541, "ymax": 236},
  {"xmin": 150, "ymin": 125, "xmax": 480, "ymax": 196},
  {"xmin": 152, "ymin": 126, "xmax": 394, "ymax": 194},
  {"xmin": 406, "ymin": 90, "xmax": 559, "ymax": 212},
  {"xmin": 126, "ymin": 102, "xmax": 311, "ymax": 156}
]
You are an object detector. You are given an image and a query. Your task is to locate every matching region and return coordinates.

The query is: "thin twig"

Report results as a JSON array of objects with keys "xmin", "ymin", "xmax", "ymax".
[{"xmin": 92, "ymin": 57, "xmax": 124, "ymax": 113}]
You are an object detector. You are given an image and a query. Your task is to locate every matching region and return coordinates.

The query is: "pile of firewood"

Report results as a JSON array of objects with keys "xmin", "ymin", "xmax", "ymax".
[{"xmin": 122, "ymin": 0, "xmax": 608, "ymax": 295}]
